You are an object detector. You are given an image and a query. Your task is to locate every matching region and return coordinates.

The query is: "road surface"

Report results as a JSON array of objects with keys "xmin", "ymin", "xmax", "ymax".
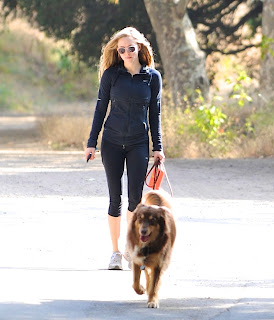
[{"xmin": 0, "ymin": 149, "xmax": 273, "ymax": 319}]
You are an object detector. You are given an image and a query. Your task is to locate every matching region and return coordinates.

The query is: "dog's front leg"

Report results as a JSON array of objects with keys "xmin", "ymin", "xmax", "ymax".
[
  {"xmin": 132, "ymin": 263, "xmax": 145, "ymax": 295},
  {"xmin": 147, "ymin": 266, "xmax": 161, "ymax": 308},
  {"xmin": 144, "ymin": 268, "xmax": 151, "ymax": 294}
]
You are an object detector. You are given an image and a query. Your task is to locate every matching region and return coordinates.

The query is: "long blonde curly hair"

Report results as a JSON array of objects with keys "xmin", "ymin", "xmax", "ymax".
[{"xmin": 99, "ymin": 27, "xmax": 155, "ymax": 78}]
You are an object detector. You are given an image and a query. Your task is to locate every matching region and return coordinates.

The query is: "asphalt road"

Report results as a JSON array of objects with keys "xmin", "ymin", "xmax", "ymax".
[{"xmin": 0, "ymin": 151, "xmax": 274, "ymax": 320}]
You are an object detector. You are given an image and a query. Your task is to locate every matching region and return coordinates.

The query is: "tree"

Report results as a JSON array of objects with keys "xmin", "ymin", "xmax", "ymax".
[
  {"xmin": 260, "ymin": 0, "xmax": 274, "ymax": 106},
  {"xmin": 144, "ymin": 0, "xmax": 209, "ymax": 104}
]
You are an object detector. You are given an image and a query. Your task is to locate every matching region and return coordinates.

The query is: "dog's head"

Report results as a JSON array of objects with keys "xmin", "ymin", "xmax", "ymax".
[{"xmin": 133, "ymin": 204, "xmax": 170, "ymax": 243}]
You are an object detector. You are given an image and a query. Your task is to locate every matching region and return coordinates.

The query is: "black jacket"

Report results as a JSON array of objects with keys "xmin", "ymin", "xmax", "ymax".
[{"xmin": 87, "ymin": 63, "xmax": 162, "ymax": 151}]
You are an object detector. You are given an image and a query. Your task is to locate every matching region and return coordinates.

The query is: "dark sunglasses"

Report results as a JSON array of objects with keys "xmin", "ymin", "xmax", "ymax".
[{"xmin": 117, "ymin": 46, "xmax": 136, "ymax": 55}]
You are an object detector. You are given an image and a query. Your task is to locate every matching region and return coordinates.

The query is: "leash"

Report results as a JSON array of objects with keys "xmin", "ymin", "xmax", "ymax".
[{"xmin": 145, "ymin": 159, "xmax": 173, "ymax": 197}]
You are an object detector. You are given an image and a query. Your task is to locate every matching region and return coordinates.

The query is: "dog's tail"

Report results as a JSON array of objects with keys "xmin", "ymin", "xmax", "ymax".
[{"xmin": 142, "ymin": 189, "xmax": 172, "ymax": 210}]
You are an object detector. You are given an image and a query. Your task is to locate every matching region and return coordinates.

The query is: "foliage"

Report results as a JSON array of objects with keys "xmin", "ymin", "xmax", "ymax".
[
  {"xmin": 162, "ymin": 92, "xmax": 229, "ymax": 158},
  {"xmin": 0, "ymin": 84, "xmax": 12, "ymax": 110},
  {"xmin": 52, "ymin": 48, "xmax": 72, "ymax": 72},
  {"xmin": 226, "ymin": 71, "xmax": 253, "ymax": 107},
  {"xmin": 260, "ymin": 35, "xmax": 274, "ymax": 60},
  {"xmin": 186, "ymin": 91, "xmax": 227, "ymax": 145}
]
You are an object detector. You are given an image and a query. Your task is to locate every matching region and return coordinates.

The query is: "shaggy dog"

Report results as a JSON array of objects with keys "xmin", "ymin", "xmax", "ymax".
[{"xmin": 127, "ymin": 190, "xmax": 176, "ymax": 308}]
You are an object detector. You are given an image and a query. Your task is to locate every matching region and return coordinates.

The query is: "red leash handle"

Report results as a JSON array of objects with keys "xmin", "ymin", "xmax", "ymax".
[
  {"xmin": 145, "ymin": 159, "xmax": 173, "ymax": 197},
  {"xmin": 145, "ymin": 159, "xmax": 164, "ymax": 190}
]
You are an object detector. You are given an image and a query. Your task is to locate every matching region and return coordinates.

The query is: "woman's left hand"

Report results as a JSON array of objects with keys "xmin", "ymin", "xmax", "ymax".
[{"xmin": 153, "ymin": 150, "xmax": 165, "ymax": 164}]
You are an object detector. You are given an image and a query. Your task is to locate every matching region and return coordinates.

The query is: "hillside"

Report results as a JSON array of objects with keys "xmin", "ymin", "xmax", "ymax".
[{"xmin": 0, "ymin": 17, "xmax": 97, "ymax": 115}]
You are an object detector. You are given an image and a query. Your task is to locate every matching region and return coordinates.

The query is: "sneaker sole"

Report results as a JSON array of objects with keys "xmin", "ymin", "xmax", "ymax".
[{"xmin": 108, "ymin": 265, "xmax": 123, "ymax": 270}]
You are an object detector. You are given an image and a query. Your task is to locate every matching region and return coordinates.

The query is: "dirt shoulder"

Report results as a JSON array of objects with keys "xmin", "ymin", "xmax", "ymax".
[{"xmin": 0, "ymin": 115, "xmax": 44, "ymax": 150}]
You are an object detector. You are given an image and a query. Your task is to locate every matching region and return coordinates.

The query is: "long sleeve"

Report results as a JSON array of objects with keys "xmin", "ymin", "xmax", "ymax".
[
  {"xmin": 87, "ymin": 69, "xmax": 112, "ymax": 148},
  {"xmin": 148, "ymin": 70, "xmax": 162, "ymax": 151}
]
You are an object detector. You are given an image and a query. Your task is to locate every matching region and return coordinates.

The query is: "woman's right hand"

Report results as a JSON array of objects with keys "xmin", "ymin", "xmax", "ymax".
[{"xmin": 85, "ymin": 147, "xmax": 96, "ymax": 162}]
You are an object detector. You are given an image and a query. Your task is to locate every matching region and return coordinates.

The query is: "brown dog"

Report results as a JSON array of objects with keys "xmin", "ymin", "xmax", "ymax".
[{"xmin": 127, "ymin": 190, "xmax": 176, "ymax": 308}]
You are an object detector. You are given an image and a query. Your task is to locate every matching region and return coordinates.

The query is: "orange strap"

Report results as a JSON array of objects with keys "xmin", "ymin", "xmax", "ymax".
[{"xmin": 145, "ymin": 159, "xmax": 173, "ymax": 197}]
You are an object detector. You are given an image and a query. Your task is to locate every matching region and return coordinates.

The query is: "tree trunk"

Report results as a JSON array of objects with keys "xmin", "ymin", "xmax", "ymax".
[
  {"xmin": 144, "ymin": 0, "xmax": 209, "ymax": 106},
  {"xmin": 260, "ymin": 0, "xmax": 274, "ymax": 106}
]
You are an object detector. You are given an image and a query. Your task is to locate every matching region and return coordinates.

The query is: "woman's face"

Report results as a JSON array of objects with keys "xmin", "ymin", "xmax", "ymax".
[{"xmin": 117, "ymin": 36, "xmax": 140, "ymax": 66}]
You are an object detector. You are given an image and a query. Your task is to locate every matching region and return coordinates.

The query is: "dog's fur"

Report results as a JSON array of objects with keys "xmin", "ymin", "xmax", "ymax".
[{"xmin": 127, "ymin": 190, "xmax": 176, "ymax": 308}]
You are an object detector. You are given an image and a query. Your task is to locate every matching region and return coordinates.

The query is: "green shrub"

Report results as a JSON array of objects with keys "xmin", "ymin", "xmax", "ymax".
[
  {"xmin": 0, "ymin": 84, "xmax": 12, "ymax": 110},
  {"xmin": 162, "ymin": 70, "xmax": 273, "ymax": 158},
  {"xmin": 186, "ymin": 91, "xmax": 227, "ymax": 145}
]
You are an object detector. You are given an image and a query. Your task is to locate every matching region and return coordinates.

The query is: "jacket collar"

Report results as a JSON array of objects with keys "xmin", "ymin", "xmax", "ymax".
[
  {"xmin": 117, "ymin": 62, "xmax": 150, "ymax": 75},
  {"xmin": 140, "ymin": 65, "xmax": 150, "ymax": 74}
]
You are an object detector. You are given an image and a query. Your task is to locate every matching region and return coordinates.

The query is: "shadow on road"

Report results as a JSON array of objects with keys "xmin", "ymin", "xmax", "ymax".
[{"xmin": 1, "ymin": 297, "xmax": 273, "ymax": 320}]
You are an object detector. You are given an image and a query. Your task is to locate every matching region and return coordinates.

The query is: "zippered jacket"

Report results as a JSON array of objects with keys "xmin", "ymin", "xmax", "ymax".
[{"xmin": 87, "ymin": 63, "xmax": 162, "ymax": 151}]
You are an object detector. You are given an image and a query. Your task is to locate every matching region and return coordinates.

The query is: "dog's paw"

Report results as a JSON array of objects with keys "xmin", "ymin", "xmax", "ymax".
[
  {"xmin": 147, "ymin": 300, "xmax": 159, "ymax": 308},
  {"xmin": 133, "ymin": 284, "xmax": 145, "ymax": 295}
]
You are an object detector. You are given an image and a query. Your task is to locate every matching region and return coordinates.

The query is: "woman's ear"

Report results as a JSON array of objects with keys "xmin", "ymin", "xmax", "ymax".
[{"xmin": 138, "ymin": 43, "xmax": 142, "ymax": 52}]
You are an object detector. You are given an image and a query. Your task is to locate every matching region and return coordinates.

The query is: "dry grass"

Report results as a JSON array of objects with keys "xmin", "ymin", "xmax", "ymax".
[
  {"xmin": 39, "ymin": 115, "xmax": 92, "ymax": 150},
  {"xmin": 235, "ymin": 127, "xmax": 274, "ymax": 157},
  {"xmin": 39, "ymin": 99, "xmax": 274, "ymax": 158},
  {"xmin": 230, "ymin": 107, "xmax": 274, "ymax": 158}
]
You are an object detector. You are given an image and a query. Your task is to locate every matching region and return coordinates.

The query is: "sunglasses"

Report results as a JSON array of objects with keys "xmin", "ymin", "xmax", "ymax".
[{"xmin": 117, "ymin": 46, "xmax": 136, "ymax": 55}]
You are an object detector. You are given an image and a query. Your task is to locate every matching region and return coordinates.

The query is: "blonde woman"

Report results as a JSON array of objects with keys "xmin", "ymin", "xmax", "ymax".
[{"xmin": 85, "ymin": 27, "xmax": 165, "ymax": 270}]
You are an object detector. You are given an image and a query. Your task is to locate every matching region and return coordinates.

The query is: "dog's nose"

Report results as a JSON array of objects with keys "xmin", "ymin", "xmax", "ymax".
[{"xmin": 141, "ymin": 229, "xmax": 147, "ymax": 235}]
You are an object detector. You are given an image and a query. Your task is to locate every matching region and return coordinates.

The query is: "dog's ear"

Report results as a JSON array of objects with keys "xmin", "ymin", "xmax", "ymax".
[
  {"xmin": 134, "ymin": 203, "xmax": 147, "ymax": 219},
  {"xmin": 131, "ymin": 211, "xmax": 138, "ymax": 226},
  {"xmin": 135, "ymin": 203, "xmax": 145, "ymax": 211},
  {"xmin": 131, "ymin": 204, "xmax": 146, "ymax": 228},
  {"xmin": 127, "ymin": 205, "xmax": 142, "ymax": 246},
  {"xmin": 159, "ymin": 207, "xmax": 171, "ymax": 234}
]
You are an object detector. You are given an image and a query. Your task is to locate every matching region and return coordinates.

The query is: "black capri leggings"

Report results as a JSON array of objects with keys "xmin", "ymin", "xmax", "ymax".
[{"xmin": 101, "ymin": 138, "xmax": 149, "ymax": 217}]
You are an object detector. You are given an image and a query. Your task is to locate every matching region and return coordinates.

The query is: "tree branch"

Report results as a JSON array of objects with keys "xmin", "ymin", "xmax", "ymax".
[
  {"xmin": 191, "ymin": 0, "xmax": 241, "ymax": 20},
  {"xmin": 203, "ymin": 43, "xmax": 259, "ymax": 55},
  {"xmin": 227, "ymin": 2, "xmax": 263, "ymax": 35}
]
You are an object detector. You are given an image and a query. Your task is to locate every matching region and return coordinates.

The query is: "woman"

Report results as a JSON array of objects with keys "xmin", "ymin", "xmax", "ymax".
[{"xmin": 85, "ymin": 27, "xmax": 165, "ymax": 270}]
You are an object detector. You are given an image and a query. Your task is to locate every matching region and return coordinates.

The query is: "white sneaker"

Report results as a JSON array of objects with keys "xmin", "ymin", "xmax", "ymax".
[{"xmin": 108, "ymin": 251, "xmax": 123, "ymax": 270}]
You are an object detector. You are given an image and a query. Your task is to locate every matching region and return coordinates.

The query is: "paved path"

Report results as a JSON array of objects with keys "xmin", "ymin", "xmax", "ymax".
[{"xmin": 0, "ymin": 151, "xmax": 273, "ymax": 319}]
